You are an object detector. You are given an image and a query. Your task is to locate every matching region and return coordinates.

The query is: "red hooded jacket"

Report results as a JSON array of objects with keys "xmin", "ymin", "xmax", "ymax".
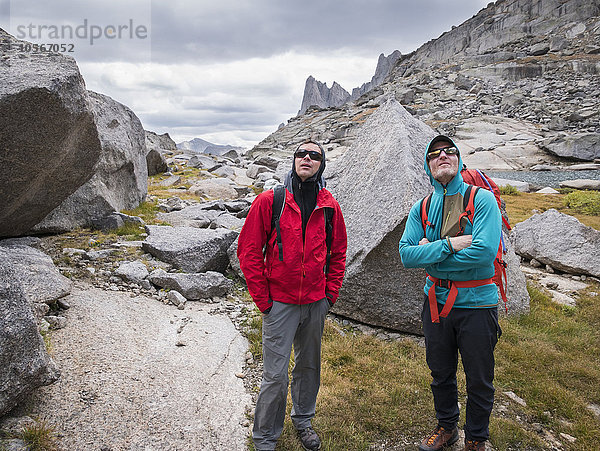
[{"xmin": 237, "ymin": 187, "xmax": 347, "ymax": 313}]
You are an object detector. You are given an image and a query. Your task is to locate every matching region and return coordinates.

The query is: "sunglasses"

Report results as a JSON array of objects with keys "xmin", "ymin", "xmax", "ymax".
[
  {"xmin": 426, "ymin": 146, "xmax": 459, "ymax": 161},
  {"xmin": 294, "ymin": 149, "xmax": 323, "ymax": 161}
]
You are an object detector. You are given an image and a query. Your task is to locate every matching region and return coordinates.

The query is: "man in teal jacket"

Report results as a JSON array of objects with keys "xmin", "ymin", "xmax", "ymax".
[{"xmin": 399, "ymin": 135, "xmax": 502, "ymax": 451}]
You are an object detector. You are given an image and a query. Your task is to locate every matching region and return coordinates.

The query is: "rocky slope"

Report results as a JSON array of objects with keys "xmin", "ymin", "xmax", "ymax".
[{"xmin": 252, "ymin": 0, "xmax": 600, "ymax": 171}]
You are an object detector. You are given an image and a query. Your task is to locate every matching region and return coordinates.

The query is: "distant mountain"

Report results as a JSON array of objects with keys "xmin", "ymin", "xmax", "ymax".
[
  {"xmin": 298, "ymin": 76, "xmax": 351, "ymax": 115},
  {"xmin": 255, "ymin": 0, "xmax": 600, "ymax": 170},
  {"xmin": 176, "ymin": 138, "xmax": 245, "ymax": 156},
  {"xmin": 350, "ymin": 50, "xmax": 402, "ymax": 101},
  {"xmin": 297, "ymin": 51, "xmax": 402, "ymax": 115}
]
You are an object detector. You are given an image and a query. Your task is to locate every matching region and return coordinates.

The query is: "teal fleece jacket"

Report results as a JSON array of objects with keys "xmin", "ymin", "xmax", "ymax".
[{"xmin": 398, "ymin": 138, "xmax": 501, "ymax": 308}]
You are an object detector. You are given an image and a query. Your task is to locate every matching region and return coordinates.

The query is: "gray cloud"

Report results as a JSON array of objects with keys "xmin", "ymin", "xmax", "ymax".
[
  {"xmin": 149, "ymin": 0, "xmax": 489, "ymax": 63},
  {"xmin": 3, "ymin": 0, "xmax": 491, "ymax": 147}
]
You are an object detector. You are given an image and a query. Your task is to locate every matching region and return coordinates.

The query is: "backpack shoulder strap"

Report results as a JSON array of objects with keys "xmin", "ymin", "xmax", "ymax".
[
  {"xmin": 462, "ymin": 185, "xmax": 479, "ymax": 222},
  {"xmin": 271, "ymin": 185, "xmax": 286, "ymax": 261},
  {"xmin": 456, "ymin": 185, "xmax": 479, "ymax": 234},
  {"xmin": 420, "ymin": 194, "xmax": 433, "ymax": 233},
  {"xmin": 324, "ymin": 207, "xmax": 334, "ymax": 274}
]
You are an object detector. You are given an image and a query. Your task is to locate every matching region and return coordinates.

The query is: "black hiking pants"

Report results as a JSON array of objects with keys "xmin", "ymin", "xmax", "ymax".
[{"xmin": 422, "ymin": 295, "xmax": 501, "ymax": 442}]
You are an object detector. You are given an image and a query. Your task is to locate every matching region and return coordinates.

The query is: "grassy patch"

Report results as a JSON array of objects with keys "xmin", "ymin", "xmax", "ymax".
[
  {"xmin": 270, "ymin": 328, "xmax": 433, "ymax": 451},
  {"xmin": 244, "ymin": 314, "xmax": 263, "ymax": 360},
  {"xmin": 112, "ymin": 222, "xmax": 146, "ymax": 240},
  {"xmin": 503, "ymin": 192, "xmax": 600, "ymax": 230},
  {"xmin": 494, "ymin": 283, "xmax": 600, "ymax": 450},
  {"xmin": 21, "ymin": 420, "xmax": 58, "ymax": 451},
  {"xmin": 39, "ymin": 329, "xmax": 52, "ymax": 353},
  {"xmin": 121, "ymin": 200, "xmax": 161, "ymax": 223},
  {"xmin": 499, "ymin": 185, "xmax": 521, "ymax": 196},
  {"xmin": 244, "ymin": 281, "xmax": 600, "ymax": 450},
  {"xmin": 489, "ymin": 417, "xmax": 546, "ymax": 450},
  {"xmin": 563, "ymin": 190, "xmax": 600, "ymax": 216}
]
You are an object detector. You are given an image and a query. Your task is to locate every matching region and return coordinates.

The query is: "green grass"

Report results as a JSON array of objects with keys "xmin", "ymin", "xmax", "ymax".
[
  {"xmin": 494, "ymin": 284, "xmax": 600, "ymax": 451},
  {"xmin": 499, "ymin": 185, "xmax": 521, "ymax": 196},
  {"xmin": 39, "ymin": 329, "xmax": 52, "ymax": 353},
  {"xmin": 121, "ymin": 199, "xmax": 161, "ymax": 223},
  {"xmin": 563, "ymin": 190, "xmax": 600, "ymax": 216},
  {"xmin": 244, "ymin": 282, "xmax": 600, "ymax": 450},
  {"xmin": 21, "ymin": 421, "xmax": 58, "ymax": 451},
  {"xmin": 503, "ymin": 192, "xmax": 600, "ymax": 230},
  {"xmin": 112, "ymin": 222, "xmax": 146, "ymax": 240}
]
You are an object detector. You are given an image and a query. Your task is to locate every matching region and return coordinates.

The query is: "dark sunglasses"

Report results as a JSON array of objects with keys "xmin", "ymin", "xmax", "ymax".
[
  {"xmin": 294, "ymin": 149, "xmax": 323, "ymax": 161},
  {"xmin": 426, "ymin": 146, "xmax": 459, "ymax": 161}
]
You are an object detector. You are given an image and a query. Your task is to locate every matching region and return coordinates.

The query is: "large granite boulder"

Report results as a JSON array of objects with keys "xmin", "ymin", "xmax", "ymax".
[
  {"xmin": 157, "ymin": 204, "xmax": 221, "ymax": 228},
  {"xmin": 328, "ymin": 99, "xmax": 528, "ymax": 334},
  {"xmin": 0, "ymin": 29, "xmax": 102, "ymax": 237},
  {"xmin": 512, "ymin": 209, "xmax": 600, "ymax": 278},
  {"xmin": 32, "ymin": 91, "xmax": 148, "ymax": 233},
  {"xmin": 0, "ymin": 264, "xmax": 60, "ymax": 416},
  {"xmin": 559, "ymin": 179, "xmax": 600, "ymax": 190},
  {"xmin": 502, "ymin": 231, "xmax": 530, "ymax": 315},
  {"xmin": 189, "ymin": 179, "xmax": 239, "ymax": 200},
  {"xmin": 328, "ymin": 99, "xmax": 433, "ymax": 334},
  {"xmin": 0, "ymin": 242, "xmax": 72, "ymax": 321},
  {"xmin": 142, "ymin": 225, "xmax": 237, "ymax": 273},
  {"xmin": 148, "ymin": 269, "xmax": 233, "ymax": 300},
  {"xmin": 145, "ymin": 130, "xmax": 174, "ymax": 175},
  {"xmin": 543, "ymin": 133, "xmax": 600, "ymax": 161},
  {"xmin": 227, "ymin": 237, "xmax": 243, "ymax": 280}
]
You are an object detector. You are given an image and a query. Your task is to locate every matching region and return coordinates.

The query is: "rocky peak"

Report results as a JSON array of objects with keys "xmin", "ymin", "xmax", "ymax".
[
  {"xmin": 297, "ymin": 76, "xmax": 351, "ymax": 115},
  {"xmin": 351, "ymin": 50, "xmax": 402, "ymax": 100},
  {"xmin": 256, "ymin": 0, "xmax": 600, "ymax": 172}
]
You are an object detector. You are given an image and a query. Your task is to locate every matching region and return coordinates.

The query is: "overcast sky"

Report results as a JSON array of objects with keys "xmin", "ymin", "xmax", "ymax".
[{"xmin": 2, "ymin": 0, "xmax": 490, "ymax": 148}]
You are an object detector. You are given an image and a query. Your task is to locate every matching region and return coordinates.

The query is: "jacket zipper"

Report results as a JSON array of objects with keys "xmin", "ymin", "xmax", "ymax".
[
  {"xmin": 440, "ymin": 187, "xmax": 447, "ymax": 239},
  {"xmin": 298, "ymin": 204, "xmax": 321, "ymax": 303}
]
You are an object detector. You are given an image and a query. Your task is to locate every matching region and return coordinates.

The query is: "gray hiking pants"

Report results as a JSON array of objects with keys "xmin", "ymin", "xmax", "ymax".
[{"xmin": 252, "ymin": 298, "xmax": 329, "ymax": 451}]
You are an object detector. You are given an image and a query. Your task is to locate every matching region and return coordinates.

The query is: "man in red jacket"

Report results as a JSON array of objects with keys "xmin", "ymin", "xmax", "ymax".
[{"xmin": 237, "ymin": 139, "xmax": 347, "ymax": 451}]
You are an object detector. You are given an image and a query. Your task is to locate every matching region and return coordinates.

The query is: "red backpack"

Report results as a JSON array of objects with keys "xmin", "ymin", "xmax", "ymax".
[{"xmin": 420, "ymin": 168, "xmax": 510, "ymax": 322}]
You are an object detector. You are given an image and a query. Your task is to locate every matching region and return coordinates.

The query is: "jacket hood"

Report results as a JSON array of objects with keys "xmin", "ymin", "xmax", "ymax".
[
  {"xmin": 424, "ymin": 134, "xmax": 464, "ymax": 194},
  {"xmin": 284, "ymin": 143, "xmax": 327, "ymax": 191}
]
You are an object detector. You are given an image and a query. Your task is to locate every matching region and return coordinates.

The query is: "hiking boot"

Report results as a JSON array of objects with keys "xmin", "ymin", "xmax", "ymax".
[
  {"xmin": 464, "ymin": 439, "xmax": 486, "ymax": 450},
  {"xmin": 418, "ymin": 425, "xmax": 459, "ymax": 450},
  {"xmin": 297, "ymin": 426, "xmax": 321, "ymax": 451}
]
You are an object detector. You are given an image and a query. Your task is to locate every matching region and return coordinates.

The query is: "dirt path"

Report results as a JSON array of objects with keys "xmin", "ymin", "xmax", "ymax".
[{"xmin": 31, "ymin": 282, "xmax": 251, "ymax": 450}]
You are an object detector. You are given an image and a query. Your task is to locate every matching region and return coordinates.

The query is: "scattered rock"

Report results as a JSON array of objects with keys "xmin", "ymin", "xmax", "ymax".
[
  {"xmin": 189, "ymin": 179, "xmax": 239, "ymax": 200},
  {"xmin": 0, "ymin": 243, "xmax": 72, "ymax": 321},
  {"xmin": 504, "ymin": 391, "xmax": 527, "ymax": 407},
  {"xmin": 559, "ymin": 179, "xmax": 600, "ymax": 190},
  {"xmin": 535, "ymin": 187, "xmax": 559, "ymax": 194},
  {"xmin": 142, "ymin": 225, "xmax": 237, "ymax": 273},
  {"xmin": 167, "ymin": 290, "xmax": 187, "ymax": 308},
  {"xmin": 149, "ymin": 269, "xmax": 234, "ymax": 300},
  {"xmin": 559, "ymin": 433, "xmax": 576, "ymax": 444},
  {"xmin": 513, "ymin": 209, "xmax": 600, "ymax": 278},
  {"xmin": 543, "ymin": 133, "xmax": 600, "ymax": 162},
  {"xmin": 145, "ymin": 130, "xmax": 173, "ymax": 175},
  {"xmin": 491, "ymin": 178, "xmax": 530, "ymax": 192},
  {"xmin": 115, "ymin": 261, "xmax": 149, "ymax": 285}
]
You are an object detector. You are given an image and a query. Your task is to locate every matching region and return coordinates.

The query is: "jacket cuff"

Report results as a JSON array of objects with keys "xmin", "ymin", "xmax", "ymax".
[
  {"xmin": 326, "ymin": 292, "xmax": 336, "ymax": 306},
  {"xmin": 255, "ymin": 298, "xmax": 273, "ymax": 313}
]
